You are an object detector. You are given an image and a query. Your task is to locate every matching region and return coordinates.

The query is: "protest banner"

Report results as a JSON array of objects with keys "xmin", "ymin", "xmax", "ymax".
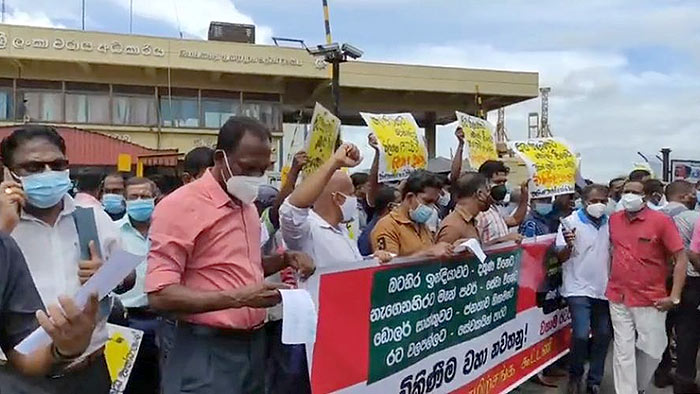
[
  {"xmin": 361, "ymin": 112, "xmax": 428, "ymax": 183},
  {"xmin": 104, "ymin": 324, "xmax": 143, "ymax": 394},
  {"xmin": 456, "ymin": 111, "xmax": 499, "ymax": 169},
  {"xmin": 304, "ymin": 236, "xmax": 570, "ymax": 394},
  {"xmin": 303, "ymin": 103, "xmax": 341, "ymax": 177},
  {"xmin": 509, "ymin": 138, "xmax": 577, "ymax": 198},
  {"xmin": 671, "ymin": 159, "xmax": 700, "ymax": 183}
]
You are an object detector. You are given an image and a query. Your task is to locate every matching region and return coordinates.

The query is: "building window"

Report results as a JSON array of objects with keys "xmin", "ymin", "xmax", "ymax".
[
  {"xmin": 242, "ymin": 101, "xmax": 282, "ymax": 132},
  {"xmin": 65, "ymin": 93, "xmax": 110, "ymax": 124},
  {"xmin": 19, "ymin": 91, "xmax": 63, "ymax": 122},
  {"xmin": 202, "ymin": 98, "xmax": 239, "ymax": 128},
  {"xmin": 113, "ymin": 95, "xmax": 158, "ymax": 125},
  {"xmin": 160, "ymin": 97, "xmax": 199, "ymax": 128},
  {"xmin": 0, "ymin": 89, "xmax": 12, "ymax": 120}
]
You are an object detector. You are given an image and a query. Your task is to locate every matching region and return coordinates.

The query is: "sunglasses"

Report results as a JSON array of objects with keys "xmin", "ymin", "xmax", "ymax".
[{"xmin": 13, "ymin": 159, "xmax": 70, "ymax": 175}]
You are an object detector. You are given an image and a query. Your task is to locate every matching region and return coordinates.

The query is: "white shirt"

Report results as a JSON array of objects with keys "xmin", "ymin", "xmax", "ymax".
[
  {"xmin": 555, "ymin": 209, "xmax": 610, "ymax": 300},
  {"xmin": 279, "ymin": 197, "xmax": 363, "ymax": 269},
  {"xmin": 11, "ymin": 195, "xmax": 122, "ymax": 357},
  {"xmin": 115, "ymin": 217, "xmax": 150, "ymax": 308}
]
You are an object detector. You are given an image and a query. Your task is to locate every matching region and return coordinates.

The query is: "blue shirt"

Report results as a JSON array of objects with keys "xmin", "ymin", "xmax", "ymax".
[
  {"xmin": 116, "ymin": 217, "xmax": 150, "ymax": 308},
  {"xmin": 358, "ymin": 215, "xmax": 380, "ymax": 256},
  {"xmin": 519, "ymin": 211, "xmax": 556, "ymax": 237}
]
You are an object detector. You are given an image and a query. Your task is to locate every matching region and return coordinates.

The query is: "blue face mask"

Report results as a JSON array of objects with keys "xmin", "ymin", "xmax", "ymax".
[
  {"xmin": 410, "ymin": 203, "xmax": 434, "ymax": 224},
  {"xmin": 534, "ymin": 202, "xmax": 553, "ymax": 216},
  {"xmin": 126, "ymin": 198, "xmax": 155, "ymax": 222},
  {"xmin": 102, "ymin": 193, "xmax": 125, "ymax": 214},
  {"xmin": 17, "ymin": 170, "xmax": 72, "ymax": 209}
]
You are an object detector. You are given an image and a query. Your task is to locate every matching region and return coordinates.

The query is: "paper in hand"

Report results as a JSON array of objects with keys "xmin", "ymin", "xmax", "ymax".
[
  {"xmin": 14, "ymin": 250, "xmax": 142, "ymax": 355},
  {"xmin": 455, "ymin": 238, "xmax": 488, "ymax": 263},
  {"xmin": 280, "ymin": 289, "xmax": 318, "ymax": 345}
]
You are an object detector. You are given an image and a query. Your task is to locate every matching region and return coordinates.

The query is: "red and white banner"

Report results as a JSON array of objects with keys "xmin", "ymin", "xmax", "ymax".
[{"xmin": 303, "ymin": 236, "xmax": 570, "ymax": 394}]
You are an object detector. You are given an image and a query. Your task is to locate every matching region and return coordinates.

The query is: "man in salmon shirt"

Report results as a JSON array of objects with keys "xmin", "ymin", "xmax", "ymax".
[
  {"xmin": 145, "ymin": 116, "xmax": 314, "ymax": 394},
  {"xmin": 607, "ymin": 179, "xmax": 688, "ymax": 394}
]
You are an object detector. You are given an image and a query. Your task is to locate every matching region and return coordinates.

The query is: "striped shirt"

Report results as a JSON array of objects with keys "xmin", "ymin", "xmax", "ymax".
[{"xmin": 476, "ymin": 206, "xmax": 509, "ymax": 244}]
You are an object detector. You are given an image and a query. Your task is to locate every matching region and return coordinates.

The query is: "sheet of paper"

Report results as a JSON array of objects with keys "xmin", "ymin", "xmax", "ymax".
[
  {"xmin": 455, "ymin": 238, "xmax": 488, "ymax": 263},
  {"xmin": 15, "ymin": 250, "xmax": 142, "ymax": 355},
  {"xmin": 281, "ymin": 289, "xmax": 318, "ymax": 345}
]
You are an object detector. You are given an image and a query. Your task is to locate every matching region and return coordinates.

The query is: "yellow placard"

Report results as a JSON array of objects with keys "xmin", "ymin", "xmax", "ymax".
[
  {"xmin": 510, "ymin": 138, "xmax": 577, "ymax": 198},
  {"xmin": 117, "ymin": 154, "xmax": 132, "ymax": 172},
  {"xmin": 456, "ymin": 111, "xmax": 498, "ymax": 169},
  {"xmin": 361, "ymin": 112, "xmax": 427, "ymax": 182},
  {"xmin": 303, "ymin": 103, "xmax": 340, "ymax": 177},
  {"xmin": 104, "ymin": 323, "xmax": 143, "ymax": 393}
]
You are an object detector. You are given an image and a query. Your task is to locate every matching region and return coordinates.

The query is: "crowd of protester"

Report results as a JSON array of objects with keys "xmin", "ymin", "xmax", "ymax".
[{"xmin": 0, "ymin": 119, "xmax": 699, "ymax": 394}]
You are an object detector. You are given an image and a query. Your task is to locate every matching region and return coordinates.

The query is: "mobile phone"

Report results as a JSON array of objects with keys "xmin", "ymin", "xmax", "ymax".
[{"xmin": 559, "ymin": 217, "xmax": 574, "ymax": 232}]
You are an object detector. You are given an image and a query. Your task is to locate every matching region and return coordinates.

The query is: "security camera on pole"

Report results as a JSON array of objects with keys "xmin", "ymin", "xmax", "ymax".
[{"xmin": 307, "ymin": 43, "xmax": 363, "ymax": 117}]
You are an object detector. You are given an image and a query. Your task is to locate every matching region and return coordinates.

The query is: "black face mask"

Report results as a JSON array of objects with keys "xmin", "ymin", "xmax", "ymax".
[{"xmin": 490, "ymin": 184, "xmax": 508, "ymax": 202}]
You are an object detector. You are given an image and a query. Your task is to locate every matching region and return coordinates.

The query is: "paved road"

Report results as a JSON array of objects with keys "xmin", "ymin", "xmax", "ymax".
[{"xmin": 514, "ymin": 348, "xmax": 673, "ymax": 393}]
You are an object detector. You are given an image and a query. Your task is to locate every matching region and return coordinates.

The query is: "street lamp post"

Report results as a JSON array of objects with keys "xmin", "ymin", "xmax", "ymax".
[
  {"xmin": 661, "ymin": 147, "xmax": 671, "ymax": 182},
  {"xmin": 331, "ymin": 58, "xmax": 341, "ymax": 116}
]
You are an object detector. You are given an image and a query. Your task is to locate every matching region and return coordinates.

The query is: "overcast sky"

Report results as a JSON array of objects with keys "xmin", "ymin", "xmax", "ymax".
[{"xmin": 5, "ymin": 0, "xmax": 700, "ymax": 182}]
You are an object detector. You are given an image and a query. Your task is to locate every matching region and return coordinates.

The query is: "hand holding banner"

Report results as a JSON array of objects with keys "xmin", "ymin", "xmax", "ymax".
[
  {"xmin": 509, "ymin": 138, "xmax": 577, "ymax": 198},
  {"xmin": 456, "ymin": 111, "xmax": 499, "ymax": 169},
  {"xmin": 304, "ymin": 237, "xmax": 571, "ymax": 394},
  {"xmin": 361, "ymin": 112, "xmax": 427, "ymax": 182},
  {"xmin": 303, "ymin": 103, "xmax": 341, "ymax": 177}
]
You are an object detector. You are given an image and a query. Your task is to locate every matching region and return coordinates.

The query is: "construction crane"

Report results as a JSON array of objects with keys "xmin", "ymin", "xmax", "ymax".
[{"xmin": 538, "ymin": 87, "xmax": 553, "ymax": 138}]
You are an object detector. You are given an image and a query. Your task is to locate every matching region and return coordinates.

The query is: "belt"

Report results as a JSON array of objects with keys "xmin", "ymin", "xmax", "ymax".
[
  {"xmin": 179, "ymin": 321, "xmax": 264, "ymax": 339},
  {"xmin": 127, "ymin": 307, "xmax": 159, "ymax": 319},
  {"xmin": 50, "ymin": 345, "xmax": 105, "ymax": 378}
]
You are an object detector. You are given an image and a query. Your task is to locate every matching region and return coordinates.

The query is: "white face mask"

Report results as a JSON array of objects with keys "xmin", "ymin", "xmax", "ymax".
[
  {"xmin": 585, "ymin": 202, "xmax": 607, "ymax": 219},
  {"xmin": 437, "ymin": 191, "xmax": 450, "ymax": 207},
  {"xmin": 621, "ymin": 193, "xmax": 645, "ymax": 212},
  {"xmin": 220, "ymin": 150, "xmax": 267, "ymax": 204},
  {"xmin": 338, "ymin": 194, "xmax": 358, "ymax": 223}
]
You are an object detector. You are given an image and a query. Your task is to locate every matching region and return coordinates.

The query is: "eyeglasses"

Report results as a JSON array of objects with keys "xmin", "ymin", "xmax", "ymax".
[{"xmin": 13, "ymin": 159, "xmax": 70, "ymax": 175}]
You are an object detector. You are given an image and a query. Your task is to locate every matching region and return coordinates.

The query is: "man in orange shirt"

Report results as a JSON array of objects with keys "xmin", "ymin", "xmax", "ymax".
[
  {"xmin": 371, "ymin": 170, "xmax": 453, "ymax": 258},
  {"xmin": 436, "ymin": 172, "xmax": 491, "ymax": 244},
  {"xmin": 145, "ymin": 117, "xmax": 314, "ymax": 394}
]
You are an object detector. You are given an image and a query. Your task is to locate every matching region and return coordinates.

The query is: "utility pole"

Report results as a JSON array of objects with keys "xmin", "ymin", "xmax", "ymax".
[
  {"xmin": 474, "ymin": 85, "xmax": 485, "ymax": 119},
  {"xmin": 129, "ymin": 0, "xmax": 133, "ymax": 33},
  {"xmin": 661, "ymin": 147, "xmax": 671, "ymax": 182},
  {"xmin": 81, "ymin": 0, "xmax": 86, "ymax": 30}
]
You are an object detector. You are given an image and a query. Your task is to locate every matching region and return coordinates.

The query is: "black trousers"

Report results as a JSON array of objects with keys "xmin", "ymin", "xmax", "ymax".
[
  {"xmin": 163, "ymin": 323, "xmax": 266, "ymax": 394},
  {"xmin": 0, "ymin": 354, "xmax": 111, "ymax": 394},
  {"xmin": 674, "ymin": 277, "xmax": 700, "ymax": 385},
  {"xmin": 264, "ymin": 320, "xmax": 311, "ymax": 394}
]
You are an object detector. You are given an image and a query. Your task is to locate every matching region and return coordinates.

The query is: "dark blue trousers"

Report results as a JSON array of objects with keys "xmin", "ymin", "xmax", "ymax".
[{"xmin": 566, "ymin": 296, "xmax": 612, "ymax": 386}]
